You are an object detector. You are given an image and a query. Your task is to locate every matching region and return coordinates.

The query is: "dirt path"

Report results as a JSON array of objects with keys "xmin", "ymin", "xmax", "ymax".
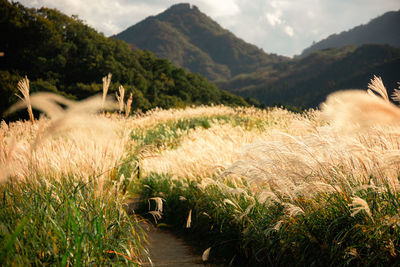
[
  {"xmin": 141, "ymin": 223, "xmax": 205, "ymax": 267},
  {"xmin": 126, "ymin": 198, "xmax": 208, "ymax": 266}
]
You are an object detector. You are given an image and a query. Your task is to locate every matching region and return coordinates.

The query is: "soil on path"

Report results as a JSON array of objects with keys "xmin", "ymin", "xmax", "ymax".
[
  {"xmin": 126, "ymin": 198, "xmax": 211, "ymax": 267},
  {"xmin": 141, "ymin": 223, "xmax": 206, "ymax": 267}
]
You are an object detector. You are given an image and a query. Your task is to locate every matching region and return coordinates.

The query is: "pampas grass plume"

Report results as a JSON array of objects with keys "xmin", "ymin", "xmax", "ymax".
[
  {"xmin": 391, "ymin": 82, "xmax": 400, "ymax": 103},
  {"xmin": 349, "ymin": 196, "xmax": 373, "ymax": 221},
  {"xmin": 186, "ymin": 209, "xmax": 192, "ymax": 228},
  {"xmin": 102, "ymin": 73, "xmax": 112, "ymax": 111},
  {"xmin": 126, "ymin": 92, "xmax": 133, "ymax": 117},
  {"xmin": 116, "ymin": 85, "xmax": 125, "ymax": 113},
  {"xmin": 202, "ymin": 247, "xmax": 211, "ymax": 261},
  {"xmin": 321, "ymin": 90, "xmax": 400, "ymax": 131},
  {"xmin": 16, "ymin": 76, "xmax": 34, "ymax": 123},
  {"xmin": 367, "ymin": 75, "xmax": 389, "ymax": 102}
]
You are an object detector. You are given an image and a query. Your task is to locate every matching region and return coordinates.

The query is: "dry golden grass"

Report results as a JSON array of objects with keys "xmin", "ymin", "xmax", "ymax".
[
  {"xmin": 126, "ymin": 92, "xmax": 133, "ymax": 117},
  {"xmin": 16, "ymin": 76, "xmax": 34, "ymax": 123},
  {"xmin": 1, "ymin": 78, "xmax": 147, "ymax": 265},
  {"xmin": 321, "ymin": 90, "xmax": 400, "ymax": 131},
  {"xmin": 0, "ymin": 115, "xmax": 128, "ymax": 184},
  {"xmin": 116, "ymin": 85, "xmax": 125, "ymax": 113},
  {"xmin": 124, "ymin": 105, "xmax": 237, "ymax": 130},
  {"xmin": 140, "ymin": 108, "xmax": 310, "ymax": 180},
  {"xmin": 3, "ymin": 76, "xmax": 400, "ymax": 204},
  {"xmin": 4, "ymin": 97, "xmax": 399, "ymax": 198},
  {"xmin": 102, "ymin": 73, "xmax": 112, "ymax": 111},
  {"xmin": 140, "ymin": 77, "xmax": 400, "ymax": 204},
  {"xmin": 1, "ymin": 91, "xmax": 125, "ymax": 188}
]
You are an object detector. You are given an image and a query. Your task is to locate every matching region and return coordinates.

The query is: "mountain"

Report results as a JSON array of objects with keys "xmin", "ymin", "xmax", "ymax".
[
  {"xmin": 218, "ymin": 44, "xmax": 400, "ymax": 108},
  {"xmin": 115, "ymin": 4, "xmax": 400, "ymax": 109},
  {"xmin": 300, "ymin": 10, "xmax": 400, "ymax": 57},
  {"xmin": 0, "ymin": 1, "xmax": 250, "ymax": 120},
  {"xmin": 113, "ymin": 3, "xmax": 287, "ymax": 81}
]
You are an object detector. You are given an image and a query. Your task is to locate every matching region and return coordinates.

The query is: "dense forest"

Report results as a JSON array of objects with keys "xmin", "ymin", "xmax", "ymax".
[
  {"xmin": 0, "ymin": 1, "xmax": 250, "ymax": 120},
  {"xmin": 217, "ymin": 44, "xmax": 400, "ymax": 108}
]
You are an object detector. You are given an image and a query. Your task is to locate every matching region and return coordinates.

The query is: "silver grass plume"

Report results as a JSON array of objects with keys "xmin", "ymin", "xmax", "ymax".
[
  {"xmin": 16, "ymin": 76, "xmax": 34, "ymax": 123},
  {"xmin": 5, "ymin": 92, "xmax": 117, "ymax": 147},
  {"xmin": 202, "ymin": 247, "xmax": 211, "ymax": 261},
  {"xmin": 102, "ymin": 73, "xmax": 112, "ymax": 111},
  {"xmin": 126, "ymin": 92, "xmax": 133, "ymax": 117},
  {"xmin": 367, "ymin": 75, "xmax": 389, "ymax": 102},
  {"xmin": 186, "ymin": 209, "xmax": 192, "ymax": 228},
  {"xmin": 391, "ymin": 82, "xmax": 400, "ymax": 103},
  {"xmin": 322, "ymin": 76, "xmax": 400, "ymax": 129},
  {"xmin": 148, "ymin": 211, "xmax": 162, "ymax": 224},
  {"xmin": 321, "ymin": 90, "xmax": 400, "ymax": 131},
  {"xmin": 115, "ymin": 85, "xmax": 125, "ymax": 113},
  {"xmin": 349, "ymin": 196, "xmax": 374, "ymax": 222},
  {"xmin": 148, "ymin": 197, "xmax": 164, "ymax": 213}
]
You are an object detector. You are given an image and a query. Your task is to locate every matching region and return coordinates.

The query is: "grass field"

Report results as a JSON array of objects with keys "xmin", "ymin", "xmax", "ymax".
[{"xmin": 1, "ymin": 76, "xmax": 400, "ymax": 266}]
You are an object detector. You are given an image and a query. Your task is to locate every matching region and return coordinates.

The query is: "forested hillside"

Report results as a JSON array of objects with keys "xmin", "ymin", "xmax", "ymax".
[
  {"xmin": 0, "ymin": 1, "xmax": 248, "ymax": 119},
  {"xmin": 218, "ymin": 44, "xmax": 400, "ymax": 108},
  {"xmin": 114, "ymin": 3, "xmax": 287, "ymax": 81},
  {"xmin": 300, "ymin": 10, "xmax": 400, "ymax": 57},
  {"xmin": 114, "ymin": 4, "xmax": 400, "ymax": 109}
]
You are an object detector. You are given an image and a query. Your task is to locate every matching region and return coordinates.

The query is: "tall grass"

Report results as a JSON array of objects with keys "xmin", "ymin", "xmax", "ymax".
[
  {"xmin": 1, "ymin": 81, "xmax": 146, "ymax": 265},
  {"xmin": 0, "ymin": 175, "xmax": 145, "ymax": 265},
  {"xmin": 134, "ymin": 77, "xmax": 400, "ymax": 265},
  {"xmin": 1, "ymin": 97, "xmax": 124, "ymax": 183},
  {"xmin": 3, "ymin": 74, "xmax": 400, "ymax": 265}
]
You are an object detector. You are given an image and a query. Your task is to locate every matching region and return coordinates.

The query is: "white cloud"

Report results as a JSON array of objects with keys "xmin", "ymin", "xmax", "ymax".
[
  {"xmin": 264, "ymin": 1, "xmax": 294, "ymax": 38},
  {"xmin": 270, "ymin": 0, "xmax": 280, "ymax": 9},
  {"xmin": 307, "ymin": 10, "xmax": 315, "ymax": 18},
  {"xmin": 265, "ymin": 11, "xmax": 282, "ymax": 26},
  {"xmin": 284, "ymin": 25, "xmax": 294, "ymax": 37},
  {"xmin": 18, "ymin": 0, "xmax": 166, "ymax": 35},
  {"xmin": 199, "ymin": 0, "xmax": 240, "ymax": 17}
]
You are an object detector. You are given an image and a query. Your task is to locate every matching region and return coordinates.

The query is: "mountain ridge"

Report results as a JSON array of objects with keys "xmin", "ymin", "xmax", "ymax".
[
  {"xmin": 114, "ymin": 3, "xmax": 287, "ymax": 81},
  {"xmin": 114, "ymin": 4, "xmax": 400, "ymax": 108},
  {"xmin": 300, "ymin": 10, "xmax": 400, "ymax": 57},
  {"xmin": 219, "ymin": 44, "xmax": 400, "ymax": 107}
]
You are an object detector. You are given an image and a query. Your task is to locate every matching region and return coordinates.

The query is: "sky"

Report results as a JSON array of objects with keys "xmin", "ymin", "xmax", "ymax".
[{"xmin": 18, "ymin": 0, "xmax": 400, "ymax": 57}]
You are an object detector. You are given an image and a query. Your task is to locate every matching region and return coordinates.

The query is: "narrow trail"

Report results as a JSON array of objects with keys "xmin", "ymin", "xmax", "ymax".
[
  {"xmin": 141, "ymin": 223, "xmax": 205, "ymax": 267},
  {"xmin": 126, "ymin": 198, "xmax": 209, "ymax": 267}
]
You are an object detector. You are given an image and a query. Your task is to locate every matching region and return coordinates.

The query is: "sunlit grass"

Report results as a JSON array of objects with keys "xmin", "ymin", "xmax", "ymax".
[
  {"xmin": 2, "ymin": 76, "xmax": 400, "ymax": 265},
  {"xmin": 131, "ymin": 77, "xmax": 400, "ymax": 265},
  {"xmin": 0, "ymin": 87, "xmax": 146, "ymax": 265}
]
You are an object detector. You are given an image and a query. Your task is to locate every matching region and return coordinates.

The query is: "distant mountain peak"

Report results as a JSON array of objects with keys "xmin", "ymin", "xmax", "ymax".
[
  {"xmin": 114, "ymin": 3, "xmax": 287, "ymax": 81},
  {"xmin": 167, "ymin": 3, "xmax": 199, "ymax": 11}
]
